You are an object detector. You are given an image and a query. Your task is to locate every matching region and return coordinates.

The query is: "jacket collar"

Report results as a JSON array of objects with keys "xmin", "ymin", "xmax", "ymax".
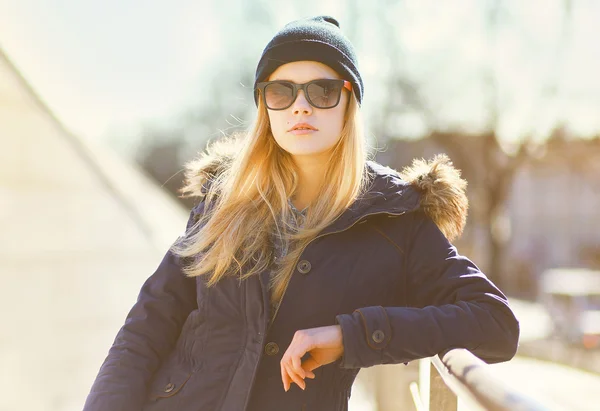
[{"xmin": 314, "ymin": 161, "xmax": 421, "ymax": 237}]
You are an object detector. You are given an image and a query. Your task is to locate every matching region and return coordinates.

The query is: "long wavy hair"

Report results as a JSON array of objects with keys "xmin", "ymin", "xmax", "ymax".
[{"xmin": 170, "ymin": 92, "xmax": 373, "ymax": 310}]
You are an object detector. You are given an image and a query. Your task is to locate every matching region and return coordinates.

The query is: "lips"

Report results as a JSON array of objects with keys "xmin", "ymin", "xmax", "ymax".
[{"xmin": 288, "ymin": 123, "xmax": 318, "ymax": 132}]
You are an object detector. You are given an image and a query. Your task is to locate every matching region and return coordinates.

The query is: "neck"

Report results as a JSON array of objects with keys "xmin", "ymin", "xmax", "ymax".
[{"xmin": 290, "ymin": 153, "xmax": 329, "ymax": 210}]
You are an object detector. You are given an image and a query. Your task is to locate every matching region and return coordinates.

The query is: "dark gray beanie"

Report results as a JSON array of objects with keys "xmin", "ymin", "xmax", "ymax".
[{"xmin": 253, "ymin": 15, "xmax": 364, "ymax": 106}]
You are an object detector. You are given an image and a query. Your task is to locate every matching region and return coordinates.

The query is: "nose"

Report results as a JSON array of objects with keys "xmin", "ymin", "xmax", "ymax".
[{"xmin": 292, "ymin": 90, "xmax": 313, "ymax": 115}]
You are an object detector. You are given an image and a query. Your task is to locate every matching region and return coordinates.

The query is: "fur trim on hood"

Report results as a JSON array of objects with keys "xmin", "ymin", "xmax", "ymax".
[
  {"xmin": 398, "ymin": 154, "xmax": 468, "ymax": 241},
  {"xmin": 179, "ymin": 137, "xmax": 241, "ymax": 198},
  {"xmin": 180, "ymin": 139, "xmax": 468, "ymax": 241}
]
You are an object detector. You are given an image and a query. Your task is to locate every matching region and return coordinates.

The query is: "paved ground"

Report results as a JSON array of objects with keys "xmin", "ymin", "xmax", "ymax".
[{"xmin": 490, "ymin": 357, "xmax": 600, "ymax": 411}]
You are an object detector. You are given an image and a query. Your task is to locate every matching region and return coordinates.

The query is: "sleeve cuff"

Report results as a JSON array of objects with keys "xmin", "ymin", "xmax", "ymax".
[{"xmin": 335, "ymin": 306, "xmax": 392, "ymax": 369}]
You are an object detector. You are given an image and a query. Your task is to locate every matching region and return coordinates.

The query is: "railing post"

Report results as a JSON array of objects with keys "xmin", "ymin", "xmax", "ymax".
[
  {"xmin": 414, "ymin": 357, "xmax": 458, "ymax": 411},
  {"xmin": 429, "ymin": 361, "xmax": 458, "ymax": 411}
]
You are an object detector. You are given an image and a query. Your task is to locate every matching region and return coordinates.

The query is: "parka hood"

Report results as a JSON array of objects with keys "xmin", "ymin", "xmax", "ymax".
[
  {"xmin": 181, "ymin": 140, "xmax": 468, "ymax": 241},
  {"xmin": 367, "ymin": 155, "xmax": 468, "ymax": 241}
]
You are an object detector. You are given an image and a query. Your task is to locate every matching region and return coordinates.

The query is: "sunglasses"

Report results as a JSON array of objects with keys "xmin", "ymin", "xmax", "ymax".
[{"xmin": 255, "ymin": 79, "xmax": 352, "ymax": 110}]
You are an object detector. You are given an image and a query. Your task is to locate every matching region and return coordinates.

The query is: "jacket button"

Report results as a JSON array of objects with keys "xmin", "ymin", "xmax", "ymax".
[
  {"xmin": 164, "ymin": 382, "xmax": 175, "ymax": 393},
  {"xmin": 297, "ymin": 260, "xmax": 311, "ymax": 274},
  {"xmin": 265, "ymin": 342, "xmax": 280, "ymax": 356},
  {"xmin": 372, "ymin": 330, "xmax": 385, "ymax": 343}
]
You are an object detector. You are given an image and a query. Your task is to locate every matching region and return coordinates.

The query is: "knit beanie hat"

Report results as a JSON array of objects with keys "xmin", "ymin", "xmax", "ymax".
[{"xmin": 253, "ymin": 15, "xmax": 364, "ymax": 106}]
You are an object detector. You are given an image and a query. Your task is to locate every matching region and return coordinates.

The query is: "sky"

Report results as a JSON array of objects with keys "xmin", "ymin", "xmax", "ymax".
[
  {"xmin": 0, "ymin": 0, "xmax": 226, "ymax": 144},
  {"xmin": 1, "ymin": 0, "xmax": 599, "ymax": 151}
]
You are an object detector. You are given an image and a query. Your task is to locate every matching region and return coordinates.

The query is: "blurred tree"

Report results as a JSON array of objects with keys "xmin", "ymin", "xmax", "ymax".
[{"xmin": 377, "ymin": 0, "xmax": 578, "ymax": 291}]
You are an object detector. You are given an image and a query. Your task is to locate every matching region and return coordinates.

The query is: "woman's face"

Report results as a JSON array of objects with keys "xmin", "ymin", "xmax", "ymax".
[{"xmin": 266, "ymin": 61, "xmax": 349, "ymax": 159}]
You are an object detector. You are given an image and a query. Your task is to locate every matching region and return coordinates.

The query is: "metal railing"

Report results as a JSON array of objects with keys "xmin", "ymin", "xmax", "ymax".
[{"xmin": 409, "ymin": 349, "xmax": 549, "ymax": 411}]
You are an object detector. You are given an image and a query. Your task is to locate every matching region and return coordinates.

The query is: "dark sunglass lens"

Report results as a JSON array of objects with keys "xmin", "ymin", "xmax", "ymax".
[
  {"xmin": 307, "ymin": 80, "xmax": 342, "ymax": 108},
  {"xmin": 264, "ymin": 82, "xmax": 294, "ymax": 109}
]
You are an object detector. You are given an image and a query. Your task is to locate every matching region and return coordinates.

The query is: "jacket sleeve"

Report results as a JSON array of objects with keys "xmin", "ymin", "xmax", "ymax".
[
  {"xmin": 335, "ymin": 210, "xmax": 520, "ymax": 369},
  {"xmin": 83, "ymin": 206, "xmax": 200, "ymax": 411}
]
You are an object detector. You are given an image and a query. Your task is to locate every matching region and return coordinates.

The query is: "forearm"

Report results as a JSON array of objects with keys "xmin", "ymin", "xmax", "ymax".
[{"xmin": 336, "ymin": 298, "xmax": 519, "ymax": 369}]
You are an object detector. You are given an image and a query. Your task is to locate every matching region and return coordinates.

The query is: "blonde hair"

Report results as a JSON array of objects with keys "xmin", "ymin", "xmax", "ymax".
[{"xmin": 170, "ymin": 94, "xmax": 373, "ymax": 310}]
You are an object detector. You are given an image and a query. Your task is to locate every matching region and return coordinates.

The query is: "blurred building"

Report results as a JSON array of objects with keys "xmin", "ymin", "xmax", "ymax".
[
  {"xmin": 507, "ymin": 137, "xmax": 600, "ymax": 292},
  {"xmin": 0, "ymin": 48, "xmax": 188, "ymax": 411}
]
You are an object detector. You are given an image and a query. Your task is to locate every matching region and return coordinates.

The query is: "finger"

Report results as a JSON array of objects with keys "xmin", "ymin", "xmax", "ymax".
[
  {"xmin": 284, "ymin": 362, "xmax": 305, "ymax": 390},
  {"xmin": 284, "ymin": 362, "xmax": 306, "ymax": 390},
  {"xmin": 291, "ymin": 352, "xmax": 306, "ymax": 379},
  {"xmin": 281, "ymin": 362, "xmax": 291, "ymax": 392},
  {"xmin": 302, "ymin": 365, "xmax": 316, "ymax": 379}
]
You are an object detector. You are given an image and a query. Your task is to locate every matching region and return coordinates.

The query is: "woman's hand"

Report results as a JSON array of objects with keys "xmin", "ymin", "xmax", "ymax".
[{"xmin": 280, "ymin": 325, "xmax": 344, "ymax": 392}]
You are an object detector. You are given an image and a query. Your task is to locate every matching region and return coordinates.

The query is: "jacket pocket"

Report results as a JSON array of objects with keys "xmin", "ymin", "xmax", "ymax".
[{"xmin": 147, "ymin": 362, "xmax": 193, "ymax": 402}]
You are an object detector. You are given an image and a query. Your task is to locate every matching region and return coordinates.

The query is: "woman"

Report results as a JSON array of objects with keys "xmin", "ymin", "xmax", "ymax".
[{"xmin": 83, "ymin": 15, "xmax": 519, "ymax": 411}]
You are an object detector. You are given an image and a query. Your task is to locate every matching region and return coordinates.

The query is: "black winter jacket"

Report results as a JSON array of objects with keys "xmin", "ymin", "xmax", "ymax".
[{"xmin": 83, "ymin": 156, "xmax": 520, "ymax": 411}]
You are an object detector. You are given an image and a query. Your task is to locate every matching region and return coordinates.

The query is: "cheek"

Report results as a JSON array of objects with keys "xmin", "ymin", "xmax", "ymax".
[
  {"xmin": 267, "ymin": 112, "xmax": 286, "ymax": 138},
  {"xmin": 323, "ymin": 108, "xmax": 346, "ymax": 137}
]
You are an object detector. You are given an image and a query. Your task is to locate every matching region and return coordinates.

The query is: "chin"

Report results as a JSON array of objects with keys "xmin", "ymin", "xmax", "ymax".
[
  {"xmin": 275, "ymin": 137, "xmax": 338, "ymax": 157},
  {"xmin": 287, "ymin": 146, "xmax": 333, "ymax": 157}
]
